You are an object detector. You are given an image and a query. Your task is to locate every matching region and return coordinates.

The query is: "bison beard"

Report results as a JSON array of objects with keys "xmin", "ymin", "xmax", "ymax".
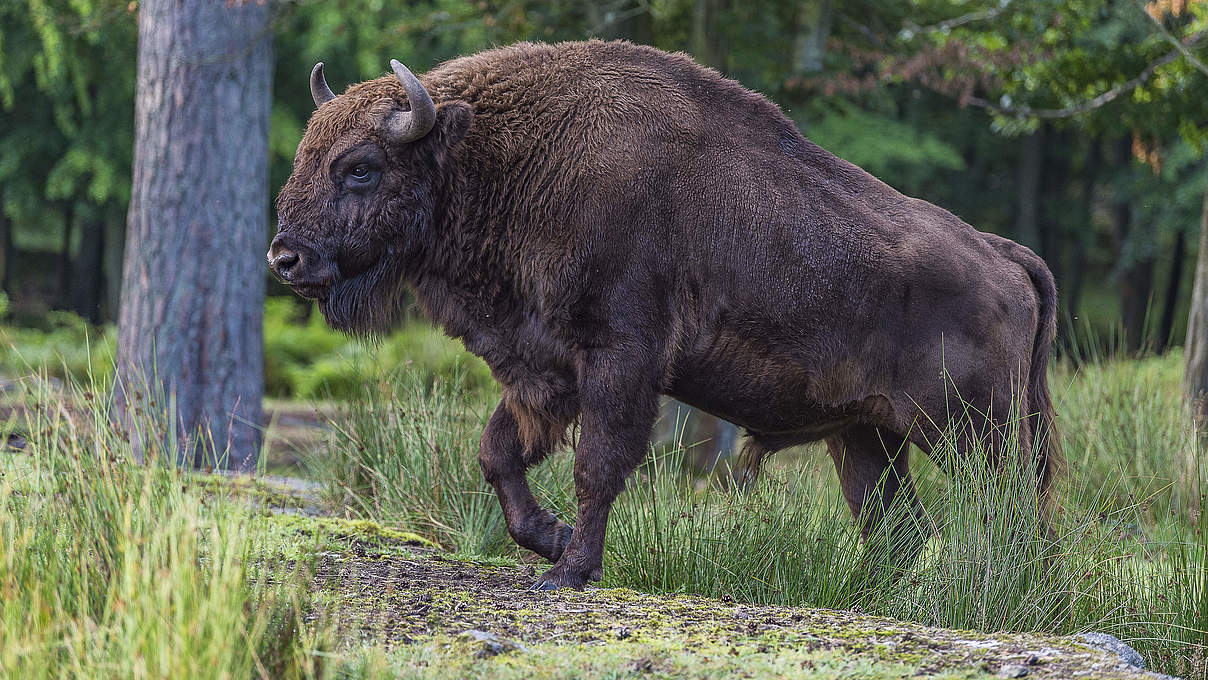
[
  {"xmin": 319, "ymin": 251, "xmax": 407, "ymax": 336},
  {"xmin": 272, "ymin": 40, "xmax": 1061, "ymax": 591}
]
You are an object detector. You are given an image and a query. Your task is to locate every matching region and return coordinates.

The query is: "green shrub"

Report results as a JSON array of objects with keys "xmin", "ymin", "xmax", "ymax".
[
  {"xmin": 0, "ymin": 310, "xmax": 115, "ymax": 382},
  {"xmin": 263, "ymin": 297, "xmax": 492, "ymax": 399},
  {"xmin": 0, "ymin": 297, "xmax": 494, "ymax": 401}
]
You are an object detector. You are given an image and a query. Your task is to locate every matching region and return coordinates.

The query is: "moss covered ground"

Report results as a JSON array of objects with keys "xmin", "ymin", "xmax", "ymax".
[{"xmin": 230, "ymin": 481, "xmax": 1171, "ymax": 680}]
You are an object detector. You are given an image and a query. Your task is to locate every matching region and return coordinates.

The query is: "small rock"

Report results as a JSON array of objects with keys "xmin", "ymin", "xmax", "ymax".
[
  {"xmin": 1075, "ymin": 632, "xmax": 1146, "ymax": 669},
  {"xmin": 998, "ymin": 664, "xmax": 1029, "ymax": 678},
  {"xmin": 460, "ymin": 629, "xmax": 526, "ymax": 657},
  {"xmin": 627, "ymin": 657, "xmax": 653, "ymax": 673},
  {"xmin": 1025, "ymin": 653, "xmax": 1041, "ymax": 666}
]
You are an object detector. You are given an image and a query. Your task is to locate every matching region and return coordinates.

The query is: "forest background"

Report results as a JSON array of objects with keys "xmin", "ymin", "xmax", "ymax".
[{"xmin": 1, "ymin": 0, "xmax": 1206, "ymax": 413}]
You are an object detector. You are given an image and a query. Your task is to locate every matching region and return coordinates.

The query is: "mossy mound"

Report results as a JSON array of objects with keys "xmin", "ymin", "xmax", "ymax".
[
  {"xmin": 310, "ymin": 547, "xmax": 1171, "ymax": 679},
  {"xmin": 242, "ymin": 480, "xmax": 1175, "ymax": 679}
]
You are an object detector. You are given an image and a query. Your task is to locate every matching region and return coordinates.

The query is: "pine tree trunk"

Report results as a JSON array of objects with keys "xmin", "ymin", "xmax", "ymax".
[
  {"xmin": 1063, "ymin": 138, "xmax": 1101, "ymax": 352},
  {"xmin": 70, "ymin": 219, "xmax": 105, "ymax": 324},
  {"xmin": 118, "ymin": 0, "xmax": 271, "ymax": 471},
  {"xmin": 691, "ymin": 0, "xmax": 728, "ymax": 70},
  {"xmin": 1113, "ymin": 136, "xmax": 1153, "ymax": 355},
  {"xmin": 104, "ymin": 206, "xmax": 126, "ymax": 322},
  {"xmin": 58, "ymin": 203, "xmax": 75, "ymax": 309},
  {"xmin": 794, "ymin": 1, "xmax": 833, "ymax": 74},
  {"xmin": 1157, "ymin": 228, "xmax": 1187, "ymax": 354},
  {"xmin": 1014, "ymin": 129, "xmax": 1044, "ymax": 253},
  {"xmin": 1183, "ymin": 184, "xmax": 1208, "ymax": 430},
  {"xmin": 0, "ymin": 212, "xmax": 11, "ymax": 295}
]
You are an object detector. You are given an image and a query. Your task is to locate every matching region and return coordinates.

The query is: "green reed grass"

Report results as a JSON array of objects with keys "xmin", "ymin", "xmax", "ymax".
[
  {"xmin": 321, "ymin": 353, "xmax": 1207, "ymax": 678},
  {"xmin": 314, "ymin": 366, "xmax": 572, "ymax": 556},
  {"xmin": 0, "ymin": 374, "xmax": 324, "ymax": 680}
]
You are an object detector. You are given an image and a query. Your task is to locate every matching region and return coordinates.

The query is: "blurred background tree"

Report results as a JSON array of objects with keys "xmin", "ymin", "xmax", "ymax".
[
  {"xmin": 0, "ymin": 0, "xmax": 1205, "ymax": 458},
  {"xmin": 116, "ymin": 0, "xmax": 271, "ymax": 471}
]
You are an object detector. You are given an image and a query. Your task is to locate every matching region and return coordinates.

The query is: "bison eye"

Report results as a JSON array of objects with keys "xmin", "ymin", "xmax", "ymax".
[{"xmin": 344, "ymin": 163, "xmax": 379, "ymax": 192}]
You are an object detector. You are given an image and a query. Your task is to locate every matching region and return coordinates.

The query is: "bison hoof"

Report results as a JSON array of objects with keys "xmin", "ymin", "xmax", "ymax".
[{"xmin": 528, "ymin": 564, "xmax": 602, "ymax": 591}]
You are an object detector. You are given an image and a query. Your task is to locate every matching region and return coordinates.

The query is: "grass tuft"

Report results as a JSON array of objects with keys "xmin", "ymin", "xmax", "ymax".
[{"xmin": 0, "ymin": 373, "xmax": 326, "ymax": 679}]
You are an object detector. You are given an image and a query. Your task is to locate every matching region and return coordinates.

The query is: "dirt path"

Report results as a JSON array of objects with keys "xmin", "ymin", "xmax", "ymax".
[{"xmin": 302, "ymin": 527, "xmax": 1174, "ymax": 680}]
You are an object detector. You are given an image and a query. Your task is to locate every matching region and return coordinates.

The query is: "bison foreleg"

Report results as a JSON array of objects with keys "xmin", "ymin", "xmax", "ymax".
[
  {"xmin": 479, "ymin": 403, "xmax": 573, "ymax": 561},
  {"xmin": 531, "ymin": 353, "xmax": 658, "ymax": 591}
]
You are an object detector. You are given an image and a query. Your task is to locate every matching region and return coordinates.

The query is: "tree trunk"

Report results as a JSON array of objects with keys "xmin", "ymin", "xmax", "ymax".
[
  {"xmin": 1039, "ymin": 126, "xmax": 1068, "ymax": 280},
  {"xmin": 691, "ymin": 0, "xmax": 728, "ymax": 70},
  {"xmin": 588, "ymin": 0, "xmax": 652, "ymax": 43},
  {"xmin": 1014, "ymin": 129, "xmax": 1044, "ymax": 253},
  {"xmin": 70, "ymin": 219, "xmax": 105, "ymax": 324},
  {"xmin": 1183, "ymin": 184, "xmax": 1208, "ymax": 430},
  {"xmin": 58, "ymin": 203, "xmax": 75, "ymax": 309},
  {"xmin": 118, "ymin": 0, "xmax": 271, "ymax": 471},
  {"xmin": 656, "ymin": 399, "xmax": 740, "ymax": 477},
  {"xmin": 1113, "ymin": 136, "xmax": 1153, "ymax": 355},
  {"xmin": 1063, "ymin": 137, "xmax": 1101, "ymax": 351},
  {"xmin": 0, "ymin": 212, "xmax": 11, "ymax": 295},
  {"xmin": 104, "ymin": 209, "xmax": 125, "ymax": 322},
  {"xmin": 1157, "ymin": 228, "xmax": 1187, "ymax": 354},
  {"xmin": 794, "ymin": 0, "xmax": 833, "ymax": 74}
]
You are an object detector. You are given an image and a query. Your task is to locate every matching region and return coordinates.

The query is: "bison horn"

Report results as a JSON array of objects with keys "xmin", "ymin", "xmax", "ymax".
[
  {"xmin": 385, "ymin": 59, "xmax": 436, "ymax": 145},
  {"xmin": 310, "ymin": 62, "xmax": 336, "ymax": 108}
]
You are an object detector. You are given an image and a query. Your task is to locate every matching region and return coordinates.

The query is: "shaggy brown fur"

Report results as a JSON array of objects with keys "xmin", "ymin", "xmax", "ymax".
[{"xmin": 270, "ymin": 40, "xmax": 1060, "ymax": 590}]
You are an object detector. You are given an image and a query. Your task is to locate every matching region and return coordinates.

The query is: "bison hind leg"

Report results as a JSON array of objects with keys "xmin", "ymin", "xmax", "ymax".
[{"xmin": 827, "ymin": 425, "xmax": 930, "ymax": 568}]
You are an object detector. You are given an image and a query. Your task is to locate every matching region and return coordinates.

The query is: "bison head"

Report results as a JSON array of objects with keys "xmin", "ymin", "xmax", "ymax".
[{"xmin": 269, "ymin": 60, "xmax": 471, "ymax": 335}]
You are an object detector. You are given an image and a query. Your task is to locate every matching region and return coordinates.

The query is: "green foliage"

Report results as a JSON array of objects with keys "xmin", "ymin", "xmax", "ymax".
[
  {"xmin": 0, "ymin": 310, "xmax": 115, "ymax": 382},
  {"xmin": 0, "ymin": 375, "xmax": 324, "ymax": 679},
  {"xmin": 0, "ymin": 0, "xmax": 134, "ymax": 235},
  {"xmin": 0, "ymin": 299, "xmax": 492, "ymax": 400},
  {"xmin": 263, "ymin": 297, "xmax": 492, "ymax": 399},
  {"xmin": 806, "ymin": 104, "xmax": 967, "ymax": 180}
]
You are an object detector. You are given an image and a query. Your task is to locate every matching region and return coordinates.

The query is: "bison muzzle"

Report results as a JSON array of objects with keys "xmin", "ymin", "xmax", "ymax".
[{"xmin": 271, "ymin": 40, "xmax": 1060, "ymax": 591}]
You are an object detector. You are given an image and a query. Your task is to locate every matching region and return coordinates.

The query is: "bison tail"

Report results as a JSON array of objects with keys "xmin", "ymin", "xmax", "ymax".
[
  {"xmin": 986, "ymin": 235, "xmax": 1062, "ymax": 519},
  {"xmin": 1023, "ymin": 252, "xmax": 1061, "ymax": 519}
]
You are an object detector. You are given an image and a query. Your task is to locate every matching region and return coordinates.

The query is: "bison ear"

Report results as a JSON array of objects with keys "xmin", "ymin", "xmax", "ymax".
[
  {"xmin": 434, "ymin": 101, "xmax": 472, "ymax": 149},
  {"xmin": 425, "ymin": 101, "xmax": 472, "ymax": 167}
]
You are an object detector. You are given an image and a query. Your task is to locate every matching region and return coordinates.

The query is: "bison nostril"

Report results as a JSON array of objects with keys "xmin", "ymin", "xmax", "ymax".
[{"xmin": 270, "ymin": 251, "xmax": 301, "ymax": 279}]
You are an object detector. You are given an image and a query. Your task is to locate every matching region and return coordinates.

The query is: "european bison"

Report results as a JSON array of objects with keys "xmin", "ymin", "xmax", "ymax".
[{"xmin": 270, "ymin": 40, "xmax": 1059, "ymax": 590}]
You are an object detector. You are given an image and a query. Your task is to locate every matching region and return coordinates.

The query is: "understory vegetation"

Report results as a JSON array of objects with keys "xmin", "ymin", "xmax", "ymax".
[
  {"xmin": 317, "ymin": 350, "xmax": 1208, "ymax": 679},
  {"xmin": 0, "ymin": 377, "xmax": 326, "ymax": 679},
  {"xmin": 2, "ymin": 334, "xmax": 1206, "ymax": 678},
  {"xmin": 0, "ymin": 299, "xmax": 492, "ymax": 399}
]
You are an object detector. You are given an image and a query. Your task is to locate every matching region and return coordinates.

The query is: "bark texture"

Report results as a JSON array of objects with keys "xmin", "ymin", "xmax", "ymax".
[
  {"xmin": 118, "ymin": 0, "xmax": 271, "ymax": 470},
  {"xmin": 1183, "ymin": 184, "xmax": 1208, "ymax": 430}
]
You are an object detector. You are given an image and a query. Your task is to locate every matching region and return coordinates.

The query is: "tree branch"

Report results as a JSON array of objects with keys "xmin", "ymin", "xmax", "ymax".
[
  {"xmin": 901, "ymin": 0, "xmax": 1013, "ymax": 37},
  {"xmin": 1133, "ymin": 0, "xmax": 1208, "ymax": 77},
  {"xmin": 960, "ymin": 29, "xmax": 1206, "ymax": 119}
]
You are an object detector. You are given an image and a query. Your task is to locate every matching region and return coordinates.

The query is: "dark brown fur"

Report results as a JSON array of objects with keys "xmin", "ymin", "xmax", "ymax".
[{"xmin": 272, "ymin": 40, "xmax": 1060, "ymax": 589}]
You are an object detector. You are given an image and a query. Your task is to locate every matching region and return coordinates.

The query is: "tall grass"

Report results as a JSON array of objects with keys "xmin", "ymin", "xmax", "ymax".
[
  {"xmin": 0, "ymin": 374, "xmax": 325, "ymax": 679},
  {"xmin": 321, "ymin": 354, "xmax": 1208, "ymax": 678},
  {"xmin": 315, "ymin": 367, "xmax": 571, "ymax": 556}
]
